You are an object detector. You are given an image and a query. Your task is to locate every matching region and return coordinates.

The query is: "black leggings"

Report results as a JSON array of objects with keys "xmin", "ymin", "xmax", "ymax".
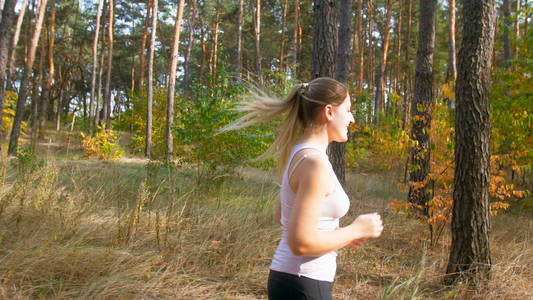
[{"xmin": 267, "ymin": 269, "xmax": 333, "ymax": 300}]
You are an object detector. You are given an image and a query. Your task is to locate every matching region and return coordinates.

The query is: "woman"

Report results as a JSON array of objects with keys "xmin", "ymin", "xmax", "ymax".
[{"xmin": 224, "ymin": 77, "xmax": 383, "ymax": 299}]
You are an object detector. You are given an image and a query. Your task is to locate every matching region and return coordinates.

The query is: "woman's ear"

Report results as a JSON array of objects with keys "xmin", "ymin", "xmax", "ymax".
[{"xmin": 323, "ymin": 104, "xmax": 334, "ymax": 121}]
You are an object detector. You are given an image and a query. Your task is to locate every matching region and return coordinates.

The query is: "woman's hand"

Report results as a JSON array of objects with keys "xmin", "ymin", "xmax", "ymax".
[{"xmin": 351, "ymin": 213, "xmax": 383, "ymax": 239}]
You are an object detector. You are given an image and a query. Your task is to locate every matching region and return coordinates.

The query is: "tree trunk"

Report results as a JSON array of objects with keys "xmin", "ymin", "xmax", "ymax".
[
  {"xmin": 446, "ymin": 0, "xmax": 457, "ymax": 82},
  {"xmin": 367, "ymin": 0, "xmax": 374, "ymax": 90},
  {"xmin": 166, "ymin": 0, "xmax": 185, "ymax": 160},
  {"xmin": 0, "ymin": 0, "xmax": 17, "ymax": 151},
  {"xmin": 139, "ymin": 0, "xmax": 152, "ymax": 91},
  {"xmin": 515, "ymin": 0, "xmax": 521, "ymax": 60},
  {"xmin": 252, "ymin": 0, "xmax": 263, "ymax": 85},
  {"xmin": 503, "ymin": 0, "xmax": 511, "ymax": 66},
  {"xmin": 356, "ymin": 0, "xmax": 364, "ymax": 92},
  {"xmin": 39, "ymin": 0, "xmax": 55, "ymax": 136},
  {"xmin": 209, "ymin": 7, "xmax": 219, "ymax": 79},
  {"xmin": 146, "ymin": 0, "xmax": 157, "ymax": 158},
  {"xmin": 395, "ymin": 0, "xmax": 402, "ymax": 93},
  {"xmin": 445, "ymin": 0, "xmax": 496, "ymax": 285},
  {"xmin": 407, "ymin": 0, "xmax": 437, "ymax": 216},
  {"xmin": 292, "ymin": 0, "xmax": 299, "ymax": 72},
  {"xmin": 5, "ymin": 0, "xmax": 27, "ymax": 90},
  {"xmin": 103, "ymin": 0, "xmax": 114, "ymax": 128},
  {"xmin": 402, "ymin": 0, "xmax": 413, "ymax": 129},
  {"xmin": 8, "ymin": 0, "xmax": 48, "ymax": 155},
  {"xmin": 198, "ymin": 7, "xmax": 206, "ymax": 80},
  {"xmin": 89, "ymin": 0, "xmax": 103, "ymax": 128},
  {"xmin": 279, "ymin": 0, "xmax": 288, "ymax": 73},
  {"xmin": 183, "ymin": 0, "xmax": 196, "ymax": 93},
  {"xmin": 311, "ymin": 0, "xmax": 340, "ymax": 182},
  {"xmin": 95, "ymin": 5, "xmax": 106, "ymax": 128},
  {"xmin": 332, "ymin": 0, "xmax": 352, "ymax": 188},
  {"xmin": 374, "ymin": 0, "xmax": 393, "ymax": 116},
  {"xmin": 236, "ymin": 0, "xmax": 243, "ymax": 79}
]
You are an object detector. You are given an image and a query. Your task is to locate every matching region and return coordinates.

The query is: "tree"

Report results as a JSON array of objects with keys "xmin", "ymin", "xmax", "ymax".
[
  {"xmin": 5, "ymin": 0, "xmax": 28, "ymax": 90},
  {"xmin": 166, "ymin": 0, "xmax": 185, "ymax": 159},
  {"xmin": 279, "ymin": 0, "xmax": 288, "ymax": 73},
  {"xmin": 407, "ymin": 0, "xmax": 437, "ymax": 217},
  {"xmin": 332, "ymin": 0, "xmax": 353, "ymax": 187},
  {"xmin": 39, "ymin": 0, "xmax": 55, "ymax": 136},
  {"xmin": 0, "ymin": 0, "xmax": 17, "ymax": 151},
  {"xmin": 356, "ymin": 0, "xmax": 364, "ymax": 92},
  {"xmin": 292, "ymin": 0, "xmax": 299, "ymax": 73},
  {"xmin": 138, "ymin": 0, "xmax": 152, "ymax": 91},
  {"xmin": 446, "ymin": 0, "xmax": 496, "ymax": 284},
  {"xmin": 183, "ymin": 0, "xmax": 197, "ymax": 92},
  {"xmin": 103, "ymin": 0, "xmax": 114, "ymax": 127},
  {"xmin": 446, "ymin": 0, "xmax": 457, "ymax": 82},
  {"xmin": 503, "ymin": 0, "xmax": 512, "ymax": 66},
  {"xmin": 236, "ymin": 0, "xmax": 243, "ymax": 79},
  {"xmin": 145, "ymin": 0, "xmax": 157, "ymax": 158},
  {"xmin": 89, "ymin": 0, "xmax": 104, "ymax": 128},
  {"xmin": 373, "ymin": 0, "xmax": 393, "ymax": 116},
  {"xmin": 8, "ymin": 0, "xmax": 48, "ymax": 155},
  {"xmin": 252, "ymin": 0, "xmax": 263, "ymax": 85}
]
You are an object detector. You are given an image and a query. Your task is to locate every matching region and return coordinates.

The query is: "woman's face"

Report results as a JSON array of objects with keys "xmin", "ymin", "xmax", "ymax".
[{"xmin": 327, "ymin": 94, "xmax": 355, "ymax": 143}]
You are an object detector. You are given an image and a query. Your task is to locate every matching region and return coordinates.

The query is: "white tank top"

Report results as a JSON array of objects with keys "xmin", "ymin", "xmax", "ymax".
[{"xmin": 270, "ymin": 143, "xmax": 350, "ymax": 282}]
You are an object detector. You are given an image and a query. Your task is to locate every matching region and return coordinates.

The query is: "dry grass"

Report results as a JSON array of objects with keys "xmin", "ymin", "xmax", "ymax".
[{"xmin": 0, "ymin": 155, "xmax": 531, "ymax": 299}]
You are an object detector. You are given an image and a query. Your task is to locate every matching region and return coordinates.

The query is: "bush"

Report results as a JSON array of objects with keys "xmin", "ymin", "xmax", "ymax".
[{"xmin": 81, "ymin": 125, "xmax": 124, "ymax": 160}]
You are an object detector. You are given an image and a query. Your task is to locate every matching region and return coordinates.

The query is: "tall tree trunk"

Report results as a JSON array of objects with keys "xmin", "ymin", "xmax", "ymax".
[
  {"xmin": 311, "ymin": 0, "xmax": 340, "ymax": 182},
  {"xmin": 95, "ymin": 2, "xmax": 107, "ymax": 128},
  {"xmin": 39, "ymin": 0, "xmax": 54, "ymax": 136},
  {"xmin": 166, "ymin": 0, "xmax": 185, "ymax": 160},
  {"xmin": 209, "ymin": 7, "xmax": 219, "ymax": 79},
  {"xmin": 446, "ymin": 0, "xmax": 496, "ymax": 285},
  {"xmin": 503, "ymin": 0, "xmax": 512, "ymax": 66},
  {"xmin": 374, "ymin": 0, "xmax": 393, "ymax": 116},
  {"xmin": 8, "ymin": 0, "xmax": 48, "ymax": 155},
  {"xmin": 292, "ymin": 0, "xmax": 299, "ymax": 73},
  {"xmin": 139, "ymin": 0, "xmax": 152, "ymax": 91},
  {"xmin": 146, "ymin": 0, "xmax": 157, "ymax": 158},
  {"xmin": 31, "ymin": 39, "xmax": 42, "ymax": 145},
  {"xmin": 5, "ymin": 0, "xmax": 28, "ymax": 90},
  {"xmin": 332, "ymin": 0, "xmax": 352, "ymax": 188},
  {"xmin": 183, "ymin": 0, "xmax": 196, "ymax": 93},
  {"xmin": 89, "ymin": 0, "xmax": 103, "ymax": 128},
  {"xmin": 515, "ymin": 0, "xmax": 521, "ymax": 60},
  {"xmin": 407, "ymin": 0, "xmax": 437, "ymax": 216},
  {"xmin": 0, "ymin": 0, "xmax": 17, "ymax": 151},
  {"xmin": 367, "ymin": 0, "xmax": 374, "ymax": 90},
  {"xmin": 356, "ymin": 0, "xmax": 364, "ymax": 92},
  {"xmin": 395, "ymin": 0, "xmax": 402, "ymax": 93},
  {"xmin": 279, "ymin": 0, "xmax": 288, "ymax": 73},
  {"xmin": 402, "ymin": 0, "xmax": 413, "ymax": 129},
  {"xmin": 236, "ymin": 0, "xmax": 243, "ymax": 79},
  {"xmin": 103, "ymin": 0, "xmax": 114, "ymax": 128},
  {"xmin": 446, "ymin": 0, "xmax": 457, "ymax": 82},
  {"xmin": 252, "ymin": 0, "xmax": 263, "ymax": 85}
]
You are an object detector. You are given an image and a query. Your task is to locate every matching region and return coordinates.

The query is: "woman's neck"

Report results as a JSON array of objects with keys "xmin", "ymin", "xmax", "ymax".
[{"xmin": 297, "ymin": 126, "xmax": 329, "ymax": 153}]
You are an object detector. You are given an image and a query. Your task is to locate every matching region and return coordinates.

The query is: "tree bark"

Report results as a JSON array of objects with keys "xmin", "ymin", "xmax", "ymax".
[
  {"xmin": 146, "ymin": 0, "xmax": 157, "ymax": 158},
  {"xmin": 208, "ymin": 6, "xmax": 219, "ymax": 79},
  {"xmin": 292, "ymin": 0, "xmax": 299, "ymax": 72},
  {"xmin": 0, "ymin": 0, "xmax": 17, "ymax": 151},
  {"xmin": 183, "ymin": 0, "xmax": 196, "ymax": 93},
  {"xmin": 445, "ymin": 0, "xmax": 496, "ymax": 285},
  {"xmin": 446, "ymin": 0, "xmax": 457, "ymax": 82},
  {"xmin": 166, "ymin": 0, "xmax": 185, "ymax": 160},
  {"xmin": 5, "ymin": 0, "xmax": 28, "ymax": 90},
  {"xmin": 503, "ymin": 0, "xmax": 512, "ymax": 65},
  {"xmin": 332, "ymin": 0, "xmax": 352, "ymax": 188},
  {"xmin": 39, "ymin": 0, "xmax": 55, "ymax": 136},
  {"xmin": 367, "ymin": 0, "xmax": 374, "ymax": 90},
  {"xmin": 198, "ymin": 5, "xmax": 206, "ymax": 80},
  {"xmin": 89, "ymin": 0, "xmax": 103, "ymax": 128},
  {"xmin": 252, "ymin": 0, "xmax": 263, "ymax": 85},
  {"xmin": 236, "ymin": 0, "xmax": 243, "ymax": 79},
  {"xmin": 402, "ymin": 0, "xmax": 413, "ymax": 129},
  {"xmin": 374, "ymin": 0, "xmax": 393, "ymax": 116},
  {"xmin": 356, "ymin": 0, "xmax": 364, "ymax": 92},
  {"xmin": 95, "ymin": 3, "xmax": 107, "ymax": 127},
  {"xmin": 8, "ymin": 0, "xmax": 48, "ymax": 155},
  {"xmin": 407, "ymin": 0, "xmax": 437, "ymax": 216},
  {"xmin": 139, "ymin": 0, "xmax": 152, "ymax": 91},
  {"xmin": 515, "ymin": 0, "xmax": 521, "ymax": 60},
  {"xmin": 103, "ymin": 0, "xmax": 114, "ymax": 128},
  {"xmin": 279, "ymin": 0, "xmax": 288, "ymax": 73}
]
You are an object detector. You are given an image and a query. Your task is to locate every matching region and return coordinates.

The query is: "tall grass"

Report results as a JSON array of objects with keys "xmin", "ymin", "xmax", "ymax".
[{"xmin": 0, "ymin": 154, "xmax": 531, "ymax": 299}]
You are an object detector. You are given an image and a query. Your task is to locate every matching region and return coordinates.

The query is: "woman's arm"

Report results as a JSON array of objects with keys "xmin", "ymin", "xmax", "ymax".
[{"xmin": 287, "ymin": 157, "xmax": 383, "ymax": 257}]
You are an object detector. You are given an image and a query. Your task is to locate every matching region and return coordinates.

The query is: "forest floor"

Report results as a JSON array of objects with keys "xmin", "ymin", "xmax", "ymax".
[{"xmin": 0, "ymin": 130, "xmax": 531, "ymax": 299}]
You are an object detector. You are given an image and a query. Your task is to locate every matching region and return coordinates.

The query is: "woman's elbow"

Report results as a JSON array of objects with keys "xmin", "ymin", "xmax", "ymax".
[{"xmin": 288, "ymin": 237, "xmax": 311, "ymax": 256}]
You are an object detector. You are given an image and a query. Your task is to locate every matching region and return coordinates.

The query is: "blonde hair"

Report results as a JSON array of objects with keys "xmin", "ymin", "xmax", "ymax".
[{"xmin": 221, "ymin": 77, "xmax": 348, "ymax": 178}]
